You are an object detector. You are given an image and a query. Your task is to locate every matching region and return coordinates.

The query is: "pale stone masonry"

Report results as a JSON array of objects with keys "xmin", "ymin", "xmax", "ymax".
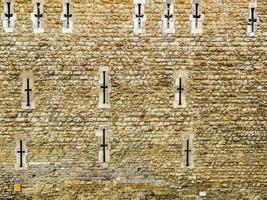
[{"xmin": 0, "ymin": 0, "xmax": 266, "ymax": 199}]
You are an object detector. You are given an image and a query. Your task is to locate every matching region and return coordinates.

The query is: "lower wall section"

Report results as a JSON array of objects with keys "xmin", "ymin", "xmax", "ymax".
[{"xmin": 0, "ymin": 175, "xmax": 265, "ymax": 200}]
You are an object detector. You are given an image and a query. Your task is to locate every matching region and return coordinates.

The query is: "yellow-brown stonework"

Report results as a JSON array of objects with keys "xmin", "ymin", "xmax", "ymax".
[
  {"xmin": 13, "ymin": 183, "xmax": 21, "ymax": 192},
  {"xmin": 0, "ymin": 0, "xmax": 266, "ymax": 199}
]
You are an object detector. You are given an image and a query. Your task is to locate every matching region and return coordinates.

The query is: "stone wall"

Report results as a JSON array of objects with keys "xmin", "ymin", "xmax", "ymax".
[{"xmin": 0, "ymin": 0, "xmax": 266, "ymax": 199}]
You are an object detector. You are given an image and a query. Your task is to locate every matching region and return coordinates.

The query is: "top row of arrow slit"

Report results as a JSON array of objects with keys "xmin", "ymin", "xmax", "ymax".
[{"xmin": 2, "ymin": 0, "xmax": 259, "ymax": 36}]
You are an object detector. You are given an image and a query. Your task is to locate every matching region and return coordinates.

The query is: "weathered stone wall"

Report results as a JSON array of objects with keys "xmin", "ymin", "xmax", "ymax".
[{"xmin": 0, "ymin": 0, "xmax": 266, "ymax": 199}]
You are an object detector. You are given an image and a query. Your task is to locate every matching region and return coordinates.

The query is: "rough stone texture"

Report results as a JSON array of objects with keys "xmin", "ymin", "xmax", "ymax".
[{"xmin": 0, "ymin": 0, "xmax": 266, "ymax": 199}]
